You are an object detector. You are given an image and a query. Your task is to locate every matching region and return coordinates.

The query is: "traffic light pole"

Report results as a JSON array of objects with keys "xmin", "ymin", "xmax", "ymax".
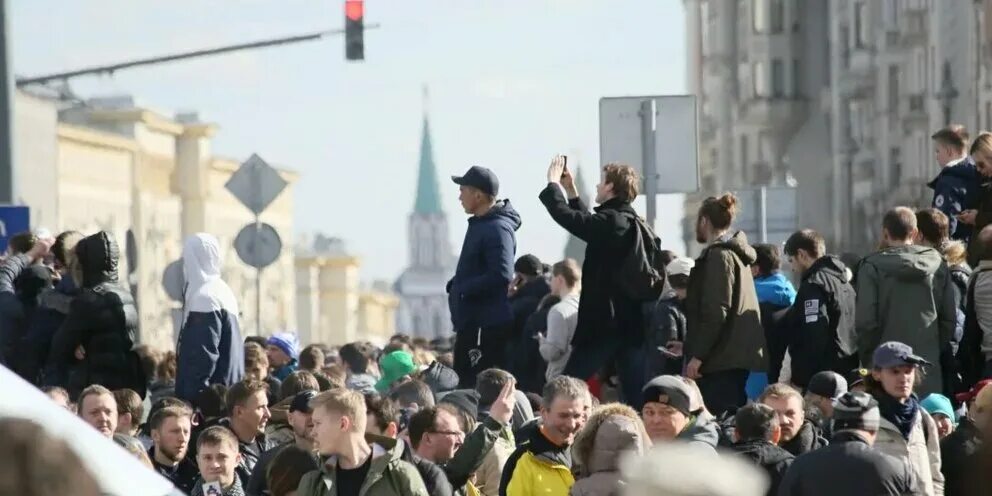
[{"xmin": 16, "ymin": 24, "xmax": 379, "ymax": 88}]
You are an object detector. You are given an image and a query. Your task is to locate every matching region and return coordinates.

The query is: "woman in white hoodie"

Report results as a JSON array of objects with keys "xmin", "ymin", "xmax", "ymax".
[{"xmin": 538, "ymin": 259, "xmax": 581, "ymax": 382}]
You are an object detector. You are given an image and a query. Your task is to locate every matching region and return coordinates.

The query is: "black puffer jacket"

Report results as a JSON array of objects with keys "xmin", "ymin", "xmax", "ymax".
[
  {"xmin": 48, "ymin": 231, "xmax": 145, "ymax": 399},
  {"xmin": 781, "ymin": 420, "xmax": 829, "ymax": 457},
  {"xmin": 730, "ymin": 439, "xmax": 794, "ymax": 496}
]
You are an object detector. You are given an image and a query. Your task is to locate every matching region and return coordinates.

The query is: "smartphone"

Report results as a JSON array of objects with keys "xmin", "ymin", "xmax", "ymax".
[{"xmin": 657, "ymin": 346, "xmax": 680, "ymax": 359}]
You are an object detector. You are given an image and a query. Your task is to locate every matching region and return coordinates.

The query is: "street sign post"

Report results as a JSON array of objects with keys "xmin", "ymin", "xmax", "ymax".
[
  {"xmin": 733, "ymin": 186, "xmax": 799, "ymax": 245},
  {"xmin": 226, "ymin": 153, "xmax": 288, "ymax": 336},
  {"xmin": 0, "ymin": 205, "xmax": 28, "ymax": 254},
  {"xmin": 599, "ymin": 95, "xmax": 699, "ymax": 228}
]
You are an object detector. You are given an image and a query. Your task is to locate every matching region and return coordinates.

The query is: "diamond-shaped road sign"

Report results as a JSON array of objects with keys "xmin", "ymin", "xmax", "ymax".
[{"xmin": 225, "ymin": 153, "xmax": 288, "ymax": 216}]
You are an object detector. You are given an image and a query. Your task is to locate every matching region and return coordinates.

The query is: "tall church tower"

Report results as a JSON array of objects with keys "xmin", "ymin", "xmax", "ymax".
[{"xmin": 395, "ymin": 91, "xmax": 455, "ymax": 338}]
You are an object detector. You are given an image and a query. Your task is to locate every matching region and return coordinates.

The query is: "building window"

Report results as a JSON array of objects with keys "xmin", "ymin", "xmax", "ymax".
[
  {"xmin": 986, "ymin": 101, "xmax": 991, "ymax": 129},
  {"xmin": 753, "ymin": 0, "xmax": 784, "ymax": 34},
  {"xmin": 882, "ymin": 0, "xmax": 899, "ymax": 31},
  {"xmin": 772, "ymin": 59, "xmax": 785, "ymax": 97},
  {"xmin": 888, "ymin": 65, "xmax": 899, "ymax": 112},
  {"xmin": 792, "ymin": 59, "xmax": 802, "ymax": 97},
  {"xmin": 890, "ymin": 147, "xmax": 901, "ymax": 189},
  {"xmin": 740, "ymin": 135, "xmax": 749, "ymax": 169},
  {"xmin": 854, "ymin": 1, "xmax": 869, "ymax": 48},
  {"xmin": 754, "ymin": 61, "xmax": 769, "ymax": 97},
  {"xmin": 841, "ymin": 26, "xmax": 851, "ymax": 68}
]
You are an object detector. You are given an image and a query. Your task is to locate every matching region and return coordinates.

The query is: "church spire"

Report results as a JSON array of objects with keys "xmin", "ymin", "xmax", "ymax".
[{"xmin": 414, "ymin": 86, "xmax": 443, "ymax": 215}]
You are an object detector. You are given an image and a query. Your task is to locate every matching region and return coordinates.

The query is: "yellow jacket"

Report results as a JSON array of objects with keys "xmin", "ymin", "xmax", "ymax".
[{"xmin": 500, "ymin": 428, "xmax": 575, "ymax": 496}]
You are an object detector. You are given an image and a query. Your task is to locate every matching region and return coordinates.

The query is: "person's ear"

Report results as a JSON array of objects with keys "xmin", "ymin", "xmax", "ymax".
[
  {"xmin": 386, "ymin": 422, "xmax": 399, "ymax": 439},
  {"xmin": 151, "ymin": 430, "xmax": 161, "ymax": 445}
]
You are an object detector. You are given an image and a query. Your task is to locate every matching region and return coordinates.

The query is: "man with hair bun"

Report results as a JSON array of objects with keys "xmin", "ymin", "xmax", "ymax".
[{"xmin": 684, "ymin": 193, "xmax": 766, "ymax": 416}]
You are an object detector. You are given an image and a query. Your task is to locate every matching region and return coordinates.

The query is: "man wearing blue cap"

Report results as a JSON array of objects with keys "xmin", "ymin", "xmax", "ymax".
[
  {"xmin": 868, "ymin": 341, "xmax": 944, "ymax": 495},
  {"xmin": 448, "ymin": 165, "xmax": 521, "ymax": 388}
]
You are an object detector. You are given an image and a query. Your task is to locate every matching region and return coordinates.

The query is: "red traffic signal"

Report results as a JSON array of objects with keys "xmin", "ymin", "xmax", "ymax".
[{"xmin": 345, "ymin": 0, "xmax": 364, "ymax": 61}]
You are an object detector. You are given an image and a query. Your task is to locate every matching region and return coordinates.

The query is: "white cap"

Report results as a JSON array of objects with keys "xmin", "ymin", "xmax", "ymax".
[{"xmin": 666, "ymin": 257, "xmax": 695, "ymax": 277}]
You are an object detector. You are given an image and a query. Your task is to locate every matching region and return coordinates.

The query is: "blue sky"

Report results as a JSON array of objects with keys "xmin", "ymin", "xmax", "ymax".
[{"xmin": 12, "ymin": 0, "xmax": 687, "ymax": 281}]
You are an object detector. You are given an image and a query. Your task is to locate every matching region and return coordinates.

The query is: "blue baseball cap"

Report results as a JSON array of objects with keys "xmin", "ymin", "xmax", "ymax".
[
  {"xmin": 452, "ymin": 166, "xmax": 499, "ymax": 197},
  {"xmin": 872, "ymin": 341, "xmax": 932, "ymax": 369}
]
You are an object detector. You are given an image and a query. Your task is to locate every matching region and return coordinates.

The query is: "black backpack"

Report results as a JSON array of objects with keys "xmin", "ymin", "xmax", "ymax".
[{"xmin": 614, "ymin": 213, "xmax": 668, "ymax": 301}]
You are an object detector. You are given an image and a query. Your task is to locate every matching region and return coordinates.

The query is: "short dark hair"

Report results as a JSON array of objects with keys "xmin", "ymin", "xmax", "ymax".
[
  {"xmin": 476, "ymin": 368, "xmax": 514, "ymax": 406},
  {"xmin": 364, "ymin": 394, "xmax": 399, "ymax": 434},
  {"xmin": 542, "ymin": 376, "xmax": 589, "ymax": 408},
  {"xmin": 113, "ymin": 389, "xmax": 143, "ymax": 423},
  {"xmin": 8, "ymin": 231, "xmax": 36, "ymax": 255},
  {"xmin": 932, "ymin": 125, "xmax": 969, "ymax": 152},
  {"xmin": 149, "ymin": 405, "xmax": 193, "ymax": 431},
  {"xmin": 52, "ymin": 231, "xmax": 83, "ymax": 268},
  {"xmin": 916, "ymin": 208, "xmax": 950, "ymax": 247},
  {"xmin": 78, "ymin": 385, "xmax": 114, "ymax": 414},
  {"xmin": 267, "ymin": 445, "xmax": 319, "ymax": 496},
  {"xmin": 784, "ymin": 229, "xmax": 826, "ymax": 259},
  {"xmin": 299, "ymin": 345, "xmax": 325, "ymax": 372},
  {"xmin": 882, "ymin": 207, "xmax": 917, "ymax": 242},
  {"xmin": 389, "ymin": 379, "xmax": 435, "ymax": 409},
  {"xmin": 339, "ymin": 342, "xmax": 375, "ymax": 375},
  {"xmin": 735, "ymin": 403, "xmax": 780, "ymax": 442},
  {"xmin": 197, "ymin": 425, "xmax": 239, "ymax": 452},
  {"xmin": 753, "ymin": 244, "xmax": 781, "ymax": 276},
  {"xmin": 313, "ymin": 371, "xmax": 342, "ymax": 392},
  {"xmin": 551, "ymin": 259, "xmax": 581, "ymax": 287},
  {"xmin": 659, "ymin": 250, "xmax": 677, "ymax": 268},
  {"xmin": 408, "ymin": 407, "xmax": 443, "ymax": 449},
  {"xmin": 226, "ymin": 379, "xmax": 269, "ymax": 416},
  {"xmin": 279, "ymin": 371, "xmax": 319, "ymax": 402}
]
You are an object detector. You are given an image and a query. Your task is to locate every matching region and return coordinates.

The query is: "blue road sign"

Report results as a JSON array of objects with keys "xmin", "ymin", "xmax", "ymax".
[{"xmin": 0, "ymin": 206, "xmax": 30, "ymax": 254}]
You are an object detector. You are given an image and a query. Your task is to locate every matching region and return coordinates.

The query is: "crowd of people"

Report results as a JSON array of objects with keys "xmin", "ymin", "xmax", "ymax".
[{"xmin": 7, "ymin": 128, "xmax": 992, "ymax": 495}]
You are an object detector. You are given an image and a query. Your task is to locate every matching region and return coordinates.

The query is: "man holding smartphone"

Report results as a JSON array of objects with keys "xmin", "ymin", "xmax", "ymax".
[
  {"xmin": 539, "ymin": 154, "xmax": 647, "ymax": 408},
  {"xmin": 447, "ymin": 165, "xmax": 521, "ymax": 388}
]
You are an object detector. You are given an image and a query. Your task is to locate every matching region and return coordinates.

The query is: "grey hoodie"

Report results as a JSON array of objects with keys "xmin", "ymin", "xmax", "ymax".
[
  {"xmin": 855, "ymin": 245, "xmax": 956, "ymax": 396},
  {"xmin": 678, "ymin": 414, "xmax": 720, "ymax": 452},
  {"xmin": 346, "ymin": 373, "xmax": 378, "ymax": 394}
]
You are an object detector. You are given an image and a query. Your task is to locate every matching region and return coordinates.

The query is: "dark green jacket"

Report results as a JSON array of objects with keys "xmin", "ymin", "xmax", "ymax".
[
  {"xmin": 296, "ymin": 436, "xmax": 428, "ymax": 496},
  {"xmin": 854, "ymin": 245, "xmax": 956, "ymax": 396},
  {"xmin": 684, "ymin": 231, "xmax": 767, "ymax": 373}
]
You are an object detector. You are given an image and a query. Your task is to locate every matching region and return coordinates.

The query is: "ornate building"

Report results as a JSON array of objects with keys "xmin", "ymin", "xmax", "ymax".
[{"xmin": 394, "ymin": 112, "xmax": 455, "ymax": 339}]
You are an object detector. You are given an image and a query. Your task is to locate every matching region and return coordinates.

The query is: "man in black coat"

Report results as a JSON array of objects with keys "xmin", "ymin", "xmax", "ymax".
[
  {"xmin": 0, "ymin": 237, "xmax": 53, "ymax": 375},
  {"xmin": 778, "ymin": 392, "xmax": 918, "ymax": 496},
  {"xmin": 782, "ymin": 229, "xmax": 859, "ymax": 390},
  {"xmin": 48, "ymin": 231, "xmax": 146, "ymax": 400},
  {"xmin": 730, "ymin": 403, "xmax": 794, "ymax": 496},
  {"xmin": 941, "ymin": 380, "xmax": 992, "ymax": 496},
  {"xmin": 506, "ymin": 254, "xmax": 550, "ymax": 385},
  {"xmin": 539, "ymin": 154, "xmax": 645, "ymax": 407}
]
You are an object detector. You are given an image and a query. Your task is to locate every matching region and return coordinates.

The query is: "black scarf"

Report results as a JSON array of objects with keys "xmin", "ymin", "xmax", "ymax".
[{"xmin": 877, "ymin": 393, "xmax": 919, "ymax": 440}]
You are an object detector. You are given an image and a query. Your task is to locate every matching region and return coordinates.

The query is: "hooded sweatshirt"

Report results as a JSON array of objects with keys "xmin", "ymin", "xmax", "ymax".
[
  {"xmin": 731, "ymin": 439, "xmax": 794, "ymax": 496},
  {"xmin": 684, "ymin": 231, "xmax": 767, "ymax": 374},
  {"xmin": 754, "ymin": 272, "xmax": 796, "ymax": 308},
  {"xmin": 176, "ymin": 233, "xmax": 244, "ymax": 402},
  {"xmin": 855, "ymin": 245, "xmax": 956, "ymax": 396},
  {"xmin": 448, "ymin": 200, "xmax": 521, "ymax": 331}
]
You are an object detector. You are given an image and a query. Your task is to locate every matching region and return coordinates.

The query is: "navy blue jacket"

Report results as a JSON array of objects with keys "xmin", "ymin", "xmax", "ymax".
[
  {"xmin": 448, "ymin": 200, "xmax": 521, "ymax": 331},
  {"xmin": 175, "ymin": 309, "xmax": 244, "ymax": 402},
  {"xmin": 929, "ymin": 158, "xmax": 981, "ymax": 241}
]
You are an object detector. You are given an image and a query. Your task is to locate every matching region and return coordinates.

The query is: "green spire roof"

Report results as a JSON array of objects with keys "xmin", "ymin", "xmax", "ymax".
[{"xmin": 414, "ymin": 115, "xmax": 443, "ymax": 215}]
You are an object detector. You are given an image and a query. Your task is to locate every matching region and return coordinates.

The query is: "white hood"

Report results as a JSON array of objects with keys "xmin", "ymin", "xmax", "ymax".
[{"xmin": 182, "ymin": 233, "xmax": 239, "ymax": 321}]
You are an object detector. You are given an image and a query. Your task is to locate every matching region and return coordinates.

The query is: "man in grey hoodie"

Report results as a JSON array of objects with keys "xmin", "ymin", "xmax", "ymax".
[
  {"xmin": 855, "ymin": 207, "xmax": 957, "ymax": 396},
  {"xmin": 339, "ymin": 342, "xmax": 378, "ymax": 394}
]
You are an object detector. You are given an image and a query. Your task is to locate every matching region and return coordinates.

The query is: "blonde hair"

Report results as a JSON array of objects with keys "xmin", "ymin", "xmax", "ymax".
[
  {"xmin": 311, "ymin": 388, "xmax": 367, "ymax": 432},
  {"xmin": 943, "ymin": 240, "xmax": 968, "ymax": 267},
  {"xmin": 758, "ymin": 383, "xmax": 804, "ymax": 406},
  {"xmin": 970, "ymin": 131, "xmax": 992, "ymax": 157}
]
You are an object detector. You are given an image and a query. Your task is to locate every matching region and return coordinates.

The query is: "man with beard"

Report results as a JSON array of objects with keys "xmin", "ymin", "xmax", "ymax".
[
  {"xmin": 246, "ymin": 390, "xmax": 318, "ymax": 496},
  {"xmin": 759, "ymin": 383, "xmax": 827, "ymax": 457},
  {"xmin": 218, "ymin": 379, "xmax": 276, "ymax": 488},
  {"xmin": 149, "ymin": 405, "xmax": 199, "ymax": 495}
]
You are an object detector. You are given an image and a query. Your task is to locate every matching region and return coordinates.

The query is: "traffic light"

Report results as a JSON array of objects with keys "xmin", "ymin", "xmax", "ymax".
[{"xmin": 345, "ymin": 0, "xmax": 364, "ymax": 61}]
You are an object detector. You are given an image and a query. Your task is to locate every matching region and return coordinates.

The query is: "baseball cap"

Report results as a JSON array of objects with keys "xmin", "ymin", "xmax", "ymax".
[
  {"xmin": 666, "ymin": 257, "xmax": 695, "ymax": 277},
  {"xmin": 642, "ymin": 375, "xmax": 693, "ymax": 417},
  {"xmin": 872, "ymin": 341, "xmax": 932, "ymax": 369},
  {"xmin": 290, "ymin": 390, "xmax": 318, "ymax": 414},
  {"xmin": 514, "ymin": 254, "xmax": 544, "ymax": 277},
  {"xmin": 452, "ymin": 166, "xmax": 499, "ymax": 197},
  {"xmin": 806, "ymin": 371, "xmax": 848, "ymax": 400},
  {"xmin": 848, "ymin": 367, "xmax": 869, "ymax": 388},
  {"xmin": 832, "ymin": 391, "xmax": 881, "ymax": 433},
  {"xmin": 375, "ymin": 351, "xmax": 417, "ymax": 393},
  {"xmin": 956, "ymin": 379, "xmax": 992, "ymax": 403}
]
